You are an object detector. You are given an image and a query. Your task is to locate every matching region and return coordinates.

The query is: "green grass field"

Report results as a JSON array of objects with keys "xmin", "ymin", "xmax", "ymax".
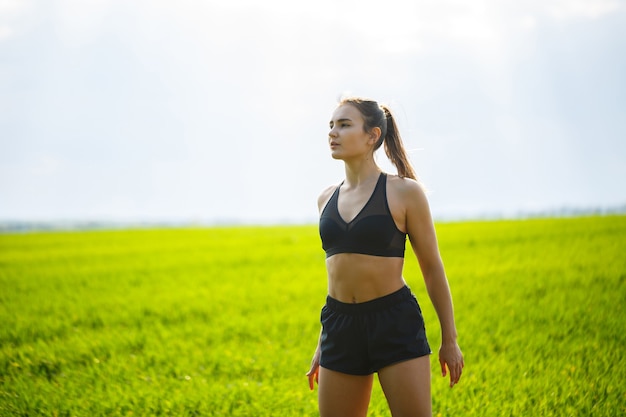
[{"xmin": 1, "ymin": 216, "xmax": 625, "ymax": 416}]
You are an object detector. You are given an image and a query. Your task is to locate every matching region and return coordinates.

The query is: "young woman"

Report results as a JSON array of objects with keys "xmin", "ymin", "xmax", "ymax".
[{"xmin": 306, "ymin": 97, "xmax": 464, "ymax": 417}]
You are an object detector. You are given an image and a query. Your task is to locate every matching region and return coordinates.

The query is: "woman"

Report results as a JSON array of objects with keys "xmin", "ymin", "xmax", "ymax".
[{"xmin": 306, "ymin": 97, "xmax": 464, "ymax": 417}]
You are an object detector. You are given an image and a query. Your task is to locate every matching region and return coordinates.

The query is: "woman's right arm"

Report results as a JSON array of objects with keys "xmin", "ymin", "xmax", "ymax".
[
  {"xmin": 306, "ymin": 329, "xmax": 323, "ymax": 390},
  {"xmin": 307, "ymin": 184, "xmax": 335, "ymax": 390}
]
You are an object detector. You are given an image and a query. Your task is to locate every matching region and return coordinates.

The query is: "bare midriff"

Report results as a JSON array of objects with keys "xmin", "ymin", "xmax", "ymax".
[{"xmin": 326, "ymin": 253, "xmax": 406, "ymax": 303}]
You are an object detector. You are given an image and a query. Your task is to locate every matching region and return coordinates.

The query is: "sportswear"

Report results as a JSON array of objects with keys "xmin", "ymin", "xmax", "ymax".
[
  {"xmin": 319, "ymin": 173, "xmax": 406, "ymax": 258},
  {"xmin": 319, "ymin": 285, "xmax": 431, "ymax": 375}
]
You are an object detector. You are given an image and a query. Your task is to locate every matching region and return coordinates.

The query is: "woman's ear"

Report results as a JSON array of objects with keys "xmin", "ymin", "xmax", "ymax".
[{"xmin": 369, "ymin": 127, "xmax": 382, "ymax": 144}]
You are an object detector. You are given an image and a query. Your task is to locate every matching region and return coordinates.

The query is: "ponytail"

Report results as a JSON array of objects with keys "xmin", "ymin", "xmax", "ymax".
[
  {"xmin": 338, "ymin": 97, "xmax": 417, "ymax": 180},
  {"xmin": 380, "ymin": 105, "xmax": 417, "ymax": 180}
]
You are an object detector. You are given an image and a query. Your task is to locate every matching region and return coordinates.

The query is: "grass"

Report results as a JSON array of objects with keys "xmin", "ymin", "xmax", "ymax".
[{"xmin": 0, "ymin": 216, "xmax": 625, "ymax": 416}]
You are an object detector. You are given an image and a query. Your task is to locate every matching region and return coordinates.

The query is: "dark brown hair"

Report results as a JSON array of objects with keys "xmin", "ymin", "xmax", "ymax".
[{"xmin": 339, "ymin": 97, "xmax": 417, "ymax": 180}]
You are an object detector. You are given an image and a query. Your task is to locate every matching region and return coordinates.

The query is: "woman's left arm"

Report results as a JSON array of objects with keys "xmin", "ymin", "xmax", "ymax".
[{"xmin": 401, "ymin": 179, "xmax": 464, "ymax": 387}]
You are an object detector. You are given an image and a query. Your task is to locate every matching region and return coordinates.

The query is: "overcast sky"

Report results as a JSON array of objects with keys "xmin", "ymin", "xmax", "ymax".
[{"xmin": 1, "ymin": 0, "xmax": 625, "ymax": 224}]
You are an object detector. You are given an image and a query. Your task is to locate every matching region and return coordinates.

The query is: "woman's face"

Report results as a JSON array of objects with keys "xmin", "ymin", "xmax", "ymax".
[{"xmin": 328, "ymin": 104, "xmax": 376, "ymax": 161}]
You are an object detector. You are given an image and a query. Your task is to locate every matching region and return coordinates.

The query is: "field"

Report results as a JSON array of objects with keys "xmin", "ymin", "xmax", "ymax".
[{"xmin": 1, "ymin": 216, "xmax": 625, "ymax": 416}]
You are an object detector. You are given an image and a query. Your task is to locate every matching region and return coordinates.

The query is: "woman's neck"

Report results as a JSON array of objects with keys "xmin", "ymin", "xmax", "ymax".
[{"xmin": 343, "ymin": 159, "xmax": 382, "ymax": 187}]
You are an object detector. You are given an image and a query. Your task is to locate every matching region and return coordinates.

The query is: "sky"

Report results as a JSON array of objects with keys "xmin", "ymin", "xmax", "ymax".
[{"xmin": 1, "ymin": 0, "xmax": 625, "ymax": 224}]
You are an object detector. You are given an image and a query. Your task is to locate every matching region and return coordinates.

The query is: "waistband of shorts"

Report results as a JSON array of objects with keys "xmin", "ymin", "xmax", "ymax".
[{"xmin": 325, "ymin": 285, "xmax": 413, "ymax": 314}]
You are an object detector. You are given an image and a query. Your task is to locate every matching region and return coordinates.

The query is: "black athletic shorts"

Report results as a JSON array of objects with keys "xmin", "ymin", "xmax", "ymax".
[{"xmin": 319, "ymin": 285, "xmax": 431, "ymax": 376}]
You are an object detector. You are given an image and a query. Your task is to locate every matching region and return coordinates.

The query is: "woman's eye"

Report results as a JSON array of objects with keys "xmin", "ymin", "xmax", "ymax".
[{"xmin": 341, "ymin": 123, "xmax": 350, "ymax": 127}]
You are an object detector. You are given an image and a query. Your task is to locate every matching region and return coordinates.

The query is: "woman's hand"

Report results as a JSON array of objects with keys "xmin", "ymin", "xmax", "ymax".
[
  {"xmin": 306, "ymin": 349, "xmax": 321, "ymax": 390},
  {"xmin": 439, "ymin": 341, "xmax": 464, "ymax": 387}
]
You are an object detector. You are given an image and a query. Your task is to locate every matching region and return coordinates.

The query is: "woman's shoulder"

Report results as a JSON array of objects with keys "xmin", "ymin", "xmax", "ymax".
[
  {"xmin": 386, "ymin": 173, "xmax": 426, "ymax": 198},
  {"xmin": 317, "ymin": 183, "xmax": 339, "ymax": 212},
  {"xmin": 386, "ymin": 173, "xmax": 431, "ymax": 218}
]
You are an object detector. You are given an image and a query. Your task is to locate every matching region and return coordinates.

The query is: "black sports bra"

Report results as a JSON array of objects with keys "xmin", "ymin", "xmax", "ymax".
[{"xmin": 319, "ymin": 173, "xmax": 406, "ymax": 258}]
